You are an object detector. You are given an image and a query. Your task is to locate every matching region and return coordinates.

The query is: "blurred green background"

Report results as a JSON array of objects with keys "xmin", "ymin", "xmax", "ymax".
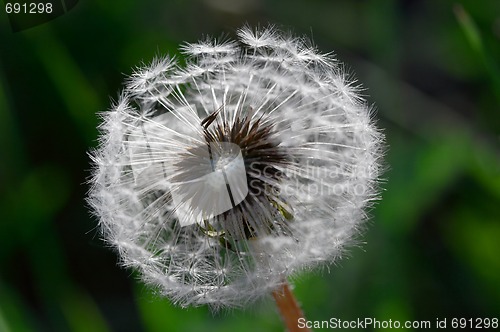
[{"xmin": 1, "ymin": 0, "xmax": 499, "ymax": 331}]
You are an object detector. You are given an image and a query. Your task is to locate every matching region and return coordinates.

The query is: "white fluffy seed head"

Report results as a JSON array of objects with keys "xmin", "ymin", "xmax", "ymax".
[{"xmin": 88, "ymin": 26, "xmax": 385, "ymax": 309}]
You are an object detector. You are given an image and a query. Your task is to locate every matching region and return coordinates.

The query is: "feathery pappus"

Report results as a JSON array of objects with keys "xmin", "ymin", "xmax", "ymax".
[{"xmin": 88, "ymin": 26, "xmax": 385, "ymax": 309}]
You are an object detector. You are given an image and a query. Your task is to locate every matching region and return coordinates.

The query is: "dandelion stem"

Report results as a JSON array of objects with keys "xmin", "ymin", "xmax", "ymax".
[{"xmin": 272, "ymin": 281, "xmax": 310, "ymax": 332}]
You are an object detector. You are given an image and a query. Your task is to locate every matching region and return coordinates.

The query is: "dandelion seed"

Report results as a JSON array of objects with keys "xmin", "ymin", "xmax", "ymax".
[{"xmin": 88, "ymin": 25, "xmax": 384, "ymax": 316}]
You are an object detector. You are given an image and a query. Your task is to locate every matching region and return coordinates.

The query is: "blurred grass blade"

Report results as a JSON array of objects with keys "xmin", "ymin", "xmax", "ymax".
[
  {"xmin": 453, "ymin": 4, "xmax": 482, "ymax": 53},
  {"xmin": 0, "ymin": 307, "xmax": 11, "ymax": 332},
  {"xmin": 24, "ymin": 27, "xmax": 102, "ymax": 143},
  {"xmin": 0, "ymin": 61, "xmax": 28, "ymax": 182},
  {"xmin": 454, "ymin": 4, "xmax": 500, "ymax": 120},
  {"xmin": 135, "ymin": 284, "xmax": 207, "ymax": 332},
  {"xmin": 376, "ymin": 134, "xmax": 468, "ymax": 233},
  {"xmin": 0, "ymin": 281, "xmax": 36, "ymax": 332},
  {"xmin": 60, "ymin": 287, "xmax": 111, "ymax": 332},
  {"xmin": 0, "ymin": 165, "xmax": 70, "ymax": 263}
]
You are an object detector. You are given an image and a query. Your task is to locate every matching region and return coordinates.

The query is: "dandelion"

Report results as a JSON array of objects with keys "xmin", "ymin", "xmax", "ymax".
[{"xmin": 88, "ymin": 26, "xmax": 384, "ymax": 330}]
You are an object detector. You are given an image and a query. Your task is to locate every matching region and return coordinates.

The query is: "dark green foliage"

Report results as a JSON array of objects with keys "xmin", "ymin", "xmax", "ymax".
[{"xmin": 0, "ymin": 1, "xmax": 498, "ymax": 331}]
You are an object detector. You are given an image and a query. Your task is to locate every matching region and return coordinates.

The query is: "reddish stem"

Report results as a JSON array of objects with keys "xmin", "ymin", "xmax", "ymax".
[{"xmin": 272, "ymin": 281, "xmax": 311, "ymax": 332}]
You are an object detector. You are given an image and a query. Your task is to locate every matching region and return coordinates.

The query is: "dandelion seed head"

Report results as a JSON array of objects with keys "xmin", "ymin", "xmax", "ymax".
[{"xmin": 88, "ymin": 26, "xmax": 384, "ymax": 309}]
